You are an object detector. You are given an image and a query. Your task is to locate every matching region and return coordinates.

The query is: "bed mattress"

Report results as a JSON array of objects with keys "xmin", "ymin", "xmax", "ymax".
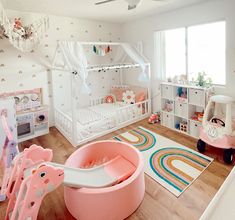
[{"xmin": 62, "ymin": 102, "xmax": 142, "ymax": 141}]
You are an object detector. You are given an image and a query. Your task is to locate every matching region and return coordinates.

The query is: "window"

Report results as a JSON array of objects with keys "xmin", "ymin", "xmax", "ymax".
[{"xmin": 155, "ymin": 21, "xmax": 226, "ymax": 85}]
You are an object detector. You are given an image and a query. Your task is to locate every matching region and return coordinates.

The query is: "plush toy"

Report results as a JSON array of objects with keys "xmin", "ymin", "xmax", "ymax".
[
  {"xmin": 104, "ymin": 94, "xmax": 116, "ymax": 104},
  {"xmin": 14, "ymin": 18, "xmax": 23, "ymax": 30},
  {"xmin": 181, "ymin": 88, "xmax": 187, "ymax": 99},
  {"xmin": 122, "ymin": 90, "xmax": 135, "ymax": 104},
  {"xmin": 177, "ymin": 87, "xmax": 187, "ymax": 99},
  {"xmin": 22, "ymin": 26, "xmax": 33, "ymax": 39},
  {"xmin": 164, "ymin": 100, "xmax": 173, "ymax": 112},
  {"xmin": 0, "ymin": 25, "xmax": 7, "ymax": 39}
]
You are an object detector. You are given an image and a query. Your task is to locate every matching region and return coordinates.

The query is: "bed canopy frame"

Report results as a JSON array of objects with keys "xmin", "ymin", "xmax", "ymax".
[{"xmin": 52, "ymin": 41, "xmax": 151, "ymax": 146}]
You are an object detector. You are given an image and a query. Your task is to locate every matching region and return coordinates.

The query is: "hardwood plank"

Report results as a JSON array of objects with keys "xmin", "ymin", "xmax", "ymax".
[{"xmin": 0, "ymin": 119, "xmax": 232, "ymax": 220}]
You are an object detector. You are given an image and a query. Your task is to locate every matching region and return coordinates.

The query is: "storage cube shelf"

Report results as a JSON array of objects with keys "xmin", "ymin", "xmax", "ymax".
[{"xmin": 160, "ymin": 82, "xmax": 212, "ymax": 139}]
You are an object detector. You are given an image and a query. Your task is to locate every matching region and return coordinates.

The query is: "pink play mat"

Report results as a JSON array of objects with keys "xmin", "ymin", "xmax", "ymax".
[{"xmin": 64, "ymin": 140, "xmax": 145, "ymax": 220}]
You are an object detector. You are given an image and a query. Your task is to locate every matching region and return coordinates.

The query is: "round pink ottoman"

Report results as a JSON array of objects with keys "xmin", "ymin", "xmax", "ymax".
[{"xmin": 64, "ymin": 140, "xmax": 145, "ymax": 220}]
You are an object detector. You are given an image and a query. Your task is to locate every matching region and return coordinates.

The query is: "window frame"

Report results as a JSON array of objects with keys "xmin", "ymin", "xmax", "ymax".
[{"xmin": 155, "ymin": 20, "xmax": 226, "ymax": 86}]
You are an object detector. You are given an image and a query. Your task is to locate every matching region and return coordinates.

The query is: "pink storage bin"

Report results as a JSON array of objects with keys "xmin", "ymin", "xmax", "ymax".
[{"xmin": 64, "ymin": 140, "xmax": 145, "ymax": 220}]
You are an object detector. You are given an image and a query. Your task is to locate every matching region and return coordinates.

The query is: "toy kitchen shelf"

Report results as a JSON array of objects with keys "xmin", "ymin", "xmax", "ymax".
[
  {"xmin": 160, "ymin": 82, "xmax": 213, "ymax": 139},
  {"xmin": 16, "ymin": 105, "xmax": 49, "ymax": 143}
]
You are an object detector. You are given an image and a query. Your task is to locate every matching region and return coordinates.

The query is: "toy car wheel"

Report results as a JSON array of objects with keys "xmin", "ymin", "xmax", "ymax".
[
  {"xmin": 197, "ymin": 139, "xmax": 206, "ymax": 153},
  {"xmin": 223, "ymin": 149, "xmax": 233, "ymax": 164}
]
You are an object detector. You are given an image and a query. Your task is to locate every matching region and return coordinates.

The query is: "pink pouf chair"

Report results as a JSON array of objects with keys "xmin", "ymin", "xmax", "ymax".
[{"xmin": 64, "ymin": 140, "xmax": 145, "ymax": 220}]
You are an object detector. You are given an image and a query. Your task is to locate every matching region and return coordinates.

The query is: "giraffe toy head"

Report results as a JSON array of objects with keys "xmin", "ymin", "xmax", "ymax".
[
  {"xmin": 23, "ymin": 145, "xmax": 53, "ymax": 168},
  {"xmin": 31, "ymin": 164, "xmax": 64, "ymax": 198}
]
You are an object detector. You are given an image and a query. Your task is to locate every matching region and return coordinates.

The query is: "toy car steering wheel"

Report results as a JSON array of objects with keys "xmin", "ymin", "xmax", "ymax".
[{"xmin": 211, "ymin": 118, "xmax": 225, "ymax": 127}]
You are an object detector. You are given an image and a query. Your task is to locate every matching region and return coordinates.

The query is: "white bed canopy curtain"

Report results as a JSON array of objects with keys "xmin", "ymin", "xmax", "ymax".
[
  {"xmin": 58, "ymin": 41, "xmax": 91, "ymax": 94},
  {"xmin": 154, "ymin": 31, "xmax": 166, "ymax": 81},
  {"xmin": 121, "ymin": 43, "xmax": 149, "ymax": 82},
  {"xmin": 111, "ymin": 42, "xmax": 149, "ymax": 82}
]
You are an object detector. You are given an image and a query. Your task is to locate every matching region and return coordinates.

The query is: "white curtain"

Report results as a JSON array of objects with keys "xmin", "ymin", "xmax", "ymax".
[
  {"xmin": 154, "ymin": 31, "xmax": 166, "ymax": 81},
  {"xmin": 59, "ymin": 41, "xmax": 91, "ymax": 94},
  {"xmin": 121, "ymin": 43, "xmax": 148, "ymax": 82}
]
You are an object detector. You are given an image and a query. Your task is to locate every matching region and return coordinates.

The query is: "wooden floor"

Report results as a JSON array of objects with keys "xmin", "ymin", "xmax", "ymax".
[{"xmin": 0, "ymin": 119, "xmax": 232, "ymax": 220}]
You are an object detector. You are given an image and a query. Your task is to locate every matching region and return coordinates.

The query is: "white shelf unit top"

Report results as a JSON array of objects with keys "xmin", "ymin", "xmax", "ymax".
[
  {"xmin": 160, "ymin": 81, "xmax": 211, "ymax": 90},
  {"xmin": 160, "ymin": 82, "xmax": 212, "ymax": 139}
]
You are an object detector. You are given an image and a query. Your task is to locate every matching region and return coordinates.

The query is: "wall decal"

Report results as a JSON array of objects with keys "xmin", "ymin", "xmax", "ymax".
[{"xmin": 0, "ymin": 10, "xmax": 122, "ymax": 126}]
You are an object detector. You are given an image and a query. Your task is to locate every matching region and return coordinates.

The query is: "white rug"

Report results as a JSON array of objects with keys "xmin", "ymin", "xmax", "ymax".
[{"xmin": 113, "ymin": 126, "xmax": 213, "ymax": 197}]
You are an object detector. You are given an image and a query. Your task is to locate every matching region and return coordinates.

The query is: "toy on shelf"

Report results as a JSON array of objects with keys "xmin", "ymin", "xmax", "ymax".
[
  {"xmin": 172, "ymin": 74, "xmax": 188, "ymax": 85},
  {"xmin": 197, "ymin": 95, "xmax": 235, "ymax": 164},
  {"xmin": 148, "ymin": 112, "xmax": 161, "ymax": 124},
  {"xmin": 180, "ymin": 121, "xmax": 188, "ymax": 133},
  {"xmin": 175, "ymin": 121, "xmax": 188, "ymax": 133},
  {"xmin": 191, "ymin": 112, "xmax": 204, "ymax": 122},
  {"xmin": 176, "ymin": 87, "xmax": 187, "ymax": 102},
  {"xmin": 163, "ymin": 100, "xmax": 173, "ymax": 112},
  {"xmin": 0, "ymin": 99, "xmax": 18, "ymax": 202},
  {"xmin": 5, "ymin": 141, "xmax": 144, "ymax": 220}
]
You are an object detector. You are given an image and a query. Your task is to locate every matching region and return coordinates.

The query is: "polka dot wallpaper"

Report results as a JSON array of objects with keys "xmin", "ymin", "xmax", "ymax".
[{"xmin": 0, "ymin": 9, "xmax": 122, "ymax": 125}]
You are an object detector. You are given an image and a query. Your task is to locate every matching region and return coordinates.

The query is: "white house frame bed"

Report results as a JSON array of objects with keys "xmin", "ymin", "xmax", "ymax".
[{"xmin": 52, "ymin": 41, "xmax": 151, "ymax": 146}]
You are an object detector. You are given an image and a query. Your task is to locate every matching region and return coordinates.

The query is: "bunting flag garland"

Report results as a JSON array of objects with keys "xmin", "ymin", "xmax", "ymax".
[
  {"xmin": 0, "ymin": 1, "xmax": 49, "ymax": 52},
  {"xmin": 93, "ymin": 45, "xmax": 111, "ymax": 56}
]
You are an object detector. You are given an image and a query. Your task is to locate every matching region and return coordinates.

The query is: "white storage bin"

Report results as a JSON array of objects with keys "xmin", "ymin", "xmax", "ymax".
[
  {"xmin": 175, "ymin": 102, "xmax": 188, "ymax": 118},
  {"xmin": 161, "ymin": 85, "xmax": 173, "ymax": 99},
  {"xmin": 162, "ymin": 112, "xmax": 174, "ymax": 128},
  {"xmin": 190, "ymin": 120, "xmax": 202, "ymax": 138},
  {"xmin": 189, "ymin": 89, "xmax": 205, "ymax": 106}
]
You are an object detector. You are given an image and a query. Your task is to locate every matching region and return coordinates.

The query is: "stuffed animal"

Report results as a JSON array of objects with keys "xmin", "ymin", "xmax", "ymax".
[
  {"xmin": 14, "ymin": 18, "xmax": 23, "ymax": 30},
  {"xmin": 12, "ymin": 18, "xmax": 26, "ymax": 38},
  {"xmin": 0, "ymin": 25, "xmax": 7, "ymax": 39},
  {"xmin": 122, "ymin": 90, "xmax": 135, "ymax": 104}
]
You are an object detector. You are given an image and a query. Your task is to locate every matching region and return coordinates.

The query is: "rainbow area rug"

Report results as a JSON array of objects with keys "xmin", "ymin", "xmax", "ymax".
[{"xmin": 113, "ymin": 126, "xmax": 213, "ymax": 197}]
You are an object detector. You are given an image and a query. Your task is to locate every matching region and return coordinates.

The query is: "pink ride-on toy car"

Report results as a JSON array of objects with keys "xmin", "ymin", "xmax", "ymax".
[{"xmin": 197, "ymin": 95, "xmax": 235, "ymax": 164}]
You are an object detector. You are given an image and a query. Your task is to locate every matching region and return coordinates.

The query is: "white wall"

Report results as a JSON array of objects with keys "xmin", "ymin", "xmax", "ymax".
[
  {"xmin": 122, "ymin": 0, "xmax": 235, "ymax": 112},
  {"xmin": 0, "ymin": 10, "xmax": 122, "ymax": 125}
]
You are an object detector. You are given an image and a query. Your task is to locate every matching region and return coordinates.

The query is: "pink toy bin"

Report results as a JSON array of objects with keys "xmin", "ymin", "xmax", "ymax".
[{"xmin": 64, "ymin": 140, "xmax": 145, "ymax": 220}]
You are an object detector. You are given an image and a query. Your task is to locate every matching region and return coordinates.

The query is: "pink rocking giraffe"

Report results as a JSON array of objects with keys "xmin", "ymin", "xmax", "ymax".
[
  {"xmin": 6, "ymin": 163, "xmax": 64, "ymax": 220},
  {"xmin": 5, "ymin": 145, "xmax": 53, "ymax": 219}
]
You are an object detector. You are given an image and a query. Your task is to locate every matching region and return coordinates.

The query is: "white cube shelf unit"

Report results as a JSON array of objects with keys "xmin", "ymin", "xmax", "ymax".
[{"xmin": 160, "ymin": 82, "xmax": 212, "ymax": 138}]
